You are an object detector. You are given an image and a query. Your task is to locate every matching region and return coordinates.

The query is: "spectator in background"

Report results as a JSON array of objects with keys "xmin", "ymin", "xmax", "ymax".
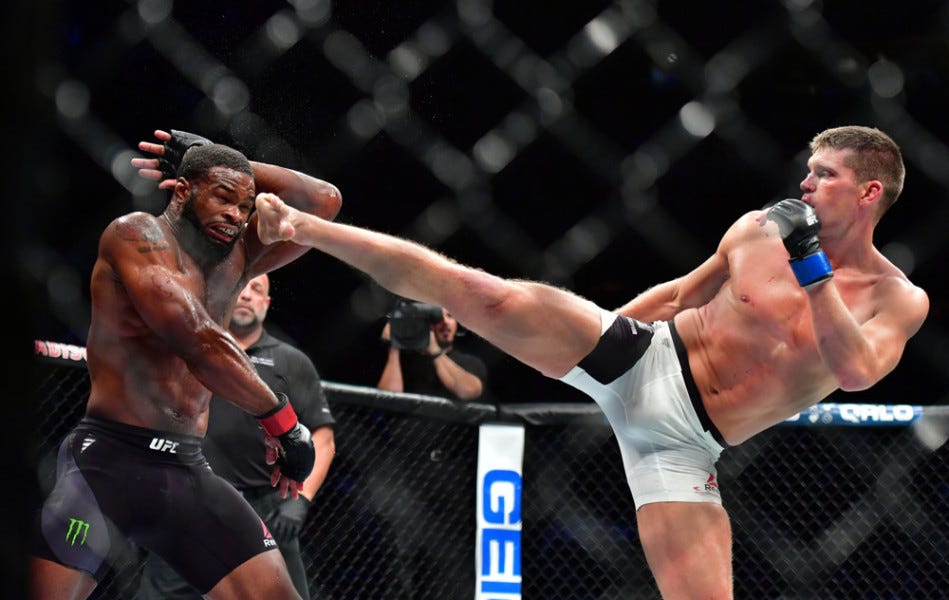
[
  {"xmin": 377, "ymin": 302, "xmax": 487, "ymax": 401},
  {"xmin": 138, "ymin": 273, "xmax": 336, "ymax": 599}
]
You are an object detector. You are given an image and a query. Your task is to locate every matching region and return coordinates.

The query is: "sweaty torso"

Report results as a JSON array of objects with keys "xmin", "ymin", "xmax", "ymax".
[
  {"xmin": 674, "ymin": 211, "xmax": 896, "ymax": 445},
  {"xmin": 84, "ymin": 214, "xmax": 247, "ymax": 435}
]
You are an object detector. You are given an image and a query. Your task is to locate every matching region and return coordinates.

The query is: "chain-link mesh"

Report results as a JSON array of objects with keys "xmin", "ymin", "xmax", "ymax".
[
  {"xmin": 24, "ymin": 2, "xmax": 949, "ymax": 597},
  {"xmin": 31, "ymin": 355, "xmax": 947, "ymax": 599},
  {"xmin": 306, "ymin": 400, "xmax": 480, "ymax": 599},
  {"xmin": 29, "ymin": 1, "xmax": 949, "ymax": 408}
]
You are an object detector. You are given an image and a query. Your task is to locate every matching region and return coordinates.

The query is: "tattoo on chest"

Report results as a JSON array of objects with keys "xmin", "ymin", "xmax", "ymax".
[{"xmin": 115, "ymin": 221, "xmax": 169, "ymax": 253}]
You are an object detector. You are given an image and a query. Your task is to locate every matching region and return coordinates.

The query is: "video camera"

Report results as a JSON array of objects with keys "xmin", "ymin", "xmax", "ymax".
[{"xmin": 389, "ymin": 299, "xmax": 445, "ymax": 351}]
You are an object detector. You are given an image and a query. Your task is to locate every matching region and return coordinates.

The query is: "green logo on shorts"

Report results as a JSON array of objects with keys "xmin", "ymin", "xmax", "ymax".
[{"xmin": 66, "ymin": 518, "xmax": 90, "ymax": 546}]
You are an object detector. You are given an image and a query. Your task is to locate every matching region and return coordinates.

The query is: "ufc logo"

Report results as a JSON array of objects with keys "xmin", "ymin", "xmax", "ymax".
[{"xmin": 149, "ymin": 438, "xmax": 179, "ymax": 453}]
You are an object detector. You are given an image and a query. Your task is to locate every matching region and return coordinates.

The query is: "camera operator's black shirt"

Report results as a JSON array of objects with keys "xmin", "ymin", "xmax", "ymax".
[
  {"xmin": 399, "ymin": 347, "xmax": 488, "ymax": 400},
  {"xmin": 202, "ymin": 329, "xmax": 335, "ymax": 489}
]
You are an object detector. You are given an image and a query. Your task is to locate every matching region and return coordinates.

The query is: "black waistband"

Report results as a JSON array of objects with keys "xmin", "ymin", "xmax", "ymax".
[
  {"xmin": 666, "ymin": 321, "xmax": 728, "ymax": 447},
  {"xmin": 77, "ymin": 415, "xmax": 206, "ymax": 458}
]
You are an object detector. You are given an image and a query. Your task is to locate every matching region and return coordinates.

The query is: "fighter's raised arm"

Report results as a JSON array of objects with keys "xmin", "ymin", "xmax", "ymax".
[
  {"xmin": 763, "ymin": 198, "xmax": 929, "ymax": 392},
  {"xmin": 34, "ymin": 132, "xmax": 325, "ymax": 600},
  {"xmin": 614, "ymin": 244, "xmax": 730, "ymax": 323},
  {"xmin": 132, "ymin": 129, "xmax": 342, "ymax": 275},
  {"xmin": 92, "ymin": 164, "xmax": 315, "ymax": 500}
]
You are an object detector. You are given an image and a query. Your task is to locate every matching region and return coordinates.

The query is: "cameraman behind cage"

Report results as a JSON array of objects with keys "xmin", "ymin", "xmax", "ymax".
[{"xmin": 377, "ymin": 299, "xmax": 487, "ymax": 401}]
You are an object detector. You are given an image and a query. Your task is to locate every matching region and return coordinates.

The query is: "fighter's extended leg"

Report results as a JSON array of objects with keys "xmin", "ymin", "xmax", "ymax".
[
  {"xmin": 636, "ymin": 501, "xmax": 733, "ymax": 600},
  {"xmin": 256, "ymin": 194, "xmax": 603, "ymax": 377}
]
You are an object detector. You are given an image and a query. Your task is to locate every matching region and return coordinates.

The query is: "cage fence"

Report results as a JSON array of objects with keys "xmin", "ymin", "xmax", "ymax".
[{"xmin": 32, "ymin": 341, "xmax": 948, "ymax": 599}]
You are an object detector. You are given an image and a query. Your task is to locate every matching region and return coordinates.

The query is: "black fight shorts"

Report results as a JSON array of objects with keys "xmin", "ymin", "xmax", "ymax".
[{"xmin": 30, "ymin": 416, "xmax": 278, "ymax": 593}]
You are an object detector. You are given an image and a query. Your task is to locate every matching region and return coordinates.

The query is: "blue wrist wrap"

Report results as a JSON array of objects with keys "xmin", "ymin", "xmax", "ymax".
[{"xmin": 790, "ymin": 250, "xmax": 833, "ymax": 287}]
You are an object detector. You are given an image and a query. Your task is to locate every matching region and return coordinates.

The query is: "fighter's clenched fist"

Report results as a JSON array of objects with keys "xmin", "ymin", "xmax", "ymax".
[{"xmin": 765, "ymin": 198, "xmax": 834, "ymax": 288}]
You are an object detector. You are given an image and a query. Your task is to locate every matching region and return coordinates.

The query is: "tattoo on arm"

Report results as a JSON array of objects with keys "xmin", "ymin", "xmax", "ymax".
[{"xmin": 114, "ymin": 220, "xmax": 170, "ymax": 253}]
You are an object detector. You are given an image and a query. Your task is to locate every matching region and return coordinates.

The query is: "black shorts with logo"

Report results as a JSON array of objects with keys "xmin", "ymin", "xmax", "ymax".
[{"xmin": 30, "ymin": 416, "xmax": 277, "ymax": 593}]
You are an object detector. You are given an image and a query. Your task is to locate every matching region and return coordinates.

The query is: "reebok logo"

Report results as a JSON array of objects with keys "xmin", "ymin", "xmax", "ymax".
[
  {"xmin": 66, "ymin": 518, "xmax": 89, "ymax": 546},
  {"xmin": 261, "ymin": 518, "xmax": 277, "ymax": 547},
  {"xmin": 693, "ymin": 474, "xmax": 720, "ymax": 494},
  {"xmin": 149, "ymin": 438, "xmax": 179, "ymax": 453}
]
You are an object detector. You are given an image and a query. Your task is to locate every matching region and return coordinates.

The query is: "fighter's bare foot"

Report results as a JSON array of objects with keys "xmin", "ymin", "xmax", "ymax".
[{"xmin": 256, "ymin": 193, "xmax": 296, "ymax": 243}]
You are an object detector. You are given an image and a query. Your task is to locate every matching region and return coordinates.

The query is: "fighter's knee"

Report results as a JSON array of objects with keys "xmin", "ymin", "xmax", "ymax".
[{"xmin": 452, "ymin": 268, "xmax": 516, "ymax": 314}]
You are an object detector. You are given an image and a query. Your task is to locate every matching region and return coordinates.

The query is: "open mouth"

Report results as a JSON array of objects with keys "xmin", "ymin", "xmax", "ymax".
[{"xmin": 206, "ymin": 223, "xmax": 239, "ymax": 243}]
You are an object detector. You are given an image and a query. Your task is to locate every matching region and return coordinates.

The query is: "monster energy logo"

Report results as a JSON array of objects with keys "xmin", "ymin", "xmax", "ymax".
[{"xmin": 66, "ymin": 518, "xmax": 90, "ymax": 546}]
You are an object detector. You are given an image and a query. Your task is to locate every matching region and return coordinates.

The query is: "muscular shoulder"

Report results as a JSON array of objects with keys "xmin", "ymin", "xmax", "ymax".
[
  {"xmin": 877, "ymin": 266, "xmax": 929, "ymax": 324},
  {"xmin": 100, "ymin": 212, "xmax": 170, "ymax": 253},
  {"xmin": 94, "ymin": 212, "xmax": 182, "ymax": 289},
  {"xmin": 717, "ymin": 210, "xmax": 769, "ymax": 252}
]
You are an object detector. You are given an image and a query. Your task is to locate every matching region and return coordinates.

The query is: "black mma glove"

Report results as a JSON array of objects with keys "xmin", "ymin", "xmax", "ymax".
[
  {"xmin": 158, "ymin": 129, "xmax": 213, "ymax": 180},
  {"xmin": 257, "ymin": 393, "xmax": 316, "ymax": 483},
  {"xmin": 267, "ymin": 496, "xmax": 311, "ymax": 541},
  {"xmin": 765, "ymin": 198, "xmax": 834, "ymax": 288}
]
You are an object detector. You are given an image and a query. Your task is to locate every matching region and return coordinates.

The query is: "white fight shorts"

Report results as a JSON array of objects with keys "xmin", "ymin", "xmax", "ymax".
[{"xmin": 560, "ymin": 309, "xmax": 726, "ymax": 509}]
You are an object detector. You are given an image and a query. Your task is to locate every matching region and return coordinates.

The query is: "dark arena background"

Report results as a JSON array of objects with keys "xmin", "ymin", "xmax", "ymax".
[{"xmin": 13, "ymin": 1, "xmax": 949, "ymax": 599}]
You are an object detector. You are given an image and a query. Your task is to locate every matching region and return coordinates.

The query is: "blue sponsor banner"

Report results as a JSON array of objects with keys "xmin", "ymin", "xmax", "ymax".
[
  {"xmin": 783, "ymin": 403, "xmax": 922, "ymax": 427},
  {"xmin": 476, "ymin": 424, "xmax": 524, "ymax": 600}
]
